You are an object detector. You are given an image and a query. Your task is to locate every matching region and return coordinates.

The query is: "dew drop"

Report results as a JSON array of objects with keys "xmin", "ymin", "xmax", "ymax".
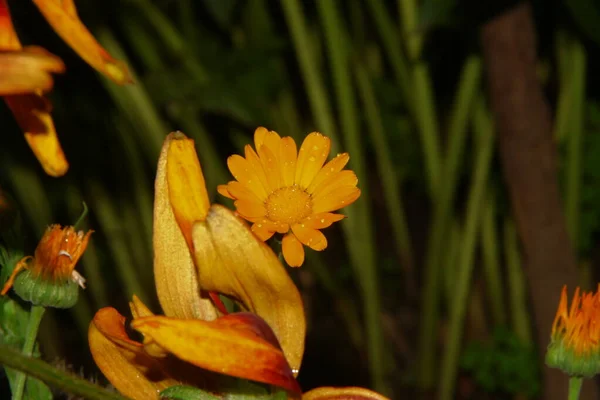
[
  {"xmin": 320, "ymin": 219, "xmax": 325, "ymax": 223},
  {"xmin": 257, "ymin": 224, "xmax": 262, "ymax": 228},
  {"xmin": 308, "ymin": 156, "xmax": 316, "ymax": 162}
]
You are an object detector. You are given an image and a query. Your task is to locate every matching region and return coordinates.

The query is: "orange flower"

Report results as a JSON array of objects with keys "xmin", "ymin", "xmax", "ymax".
[
  {"xmin": 1, "ymin": 224, "xmax": 92, "ymax": 294},
  {"xmin": 0, "ymin": 0, "xmax": 130, "ymax": 176},
  {"xmin": 546, "ymin": 285, "xmax": 600, "ymax": 377},
  {"xmin": 218, "ymin": 127, "xmax": 360, "ymax": 267}
]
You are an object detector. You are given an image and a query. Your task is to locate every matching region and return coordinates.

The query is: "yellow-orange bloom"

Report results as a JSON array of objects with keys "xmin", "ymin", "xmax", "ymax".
[
  {"xmin": 546, "ymin": 285, "xmax": 600, "ymax": 377},
  {"xmin": 218, "ymin": 127, "xmax": 360, "ymax": 267},
  {"xmin": 0, "ymin": 0, "xmax": 130, "ymax": 177},
  {"xmin": 1, "ymin": 224, "xmax": 92, "ymax": 294}
]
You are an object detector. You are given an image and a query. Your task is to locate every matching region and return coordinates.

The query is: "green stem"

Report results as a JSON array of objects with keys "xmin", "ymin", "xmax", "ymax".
[
  {"xmin": 481, "ymin": 195, "xmax": 506, "ymax": 326},
  {"xmin": 0, "ymin": 344, "xmax": 127, "ymax": 400},
  {"xmin": 504, "ymin": 219, "xmax": 532, "ymax": 343},
  {"xmin": 73, "ymin": 202, "xmax": 89, "ymax": 230},
  {"xmin": 281, "ymin": 0, "xmax": 339, "ymax": 151},
  {"xmin": 12, "ymin": 305, "xmax": 46, "ymax": 400},
  {"xmin": 439, "ymin": 99, "xmax": 494, "ymax": 400},
  {"xmin": 568, "ymin": 377, "xmax": 583, "ymax": 400},
  {"xmin": 417, "ymin": 58, "xmax": 481, "ymax": 388}
]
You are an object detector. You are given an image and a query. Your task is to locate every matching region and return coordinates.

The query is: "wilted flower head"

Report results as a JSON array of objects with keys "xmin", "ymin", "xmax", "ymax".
[
  {"xmin": 546, "ymin": 285, "xmax": 600, "ymax": 377},
  {"xmin": 218, "ymin": 127, "xmax": 360, "ymax": 267}
]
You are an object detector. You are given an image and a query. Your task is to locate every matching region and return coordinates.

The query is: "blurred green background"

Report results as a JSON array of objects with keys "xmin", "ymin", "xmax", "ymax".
[{"xmin": 1, "ymin": 0, "xmax": 600, "ymax": 398}]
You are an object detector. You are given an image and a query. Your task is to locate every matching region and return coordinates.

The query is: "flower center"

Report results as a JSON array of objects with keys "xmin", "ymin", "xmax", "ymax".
[{"xmin": 265, "ymin": 185, "xmax": 312, "ymax": 225}]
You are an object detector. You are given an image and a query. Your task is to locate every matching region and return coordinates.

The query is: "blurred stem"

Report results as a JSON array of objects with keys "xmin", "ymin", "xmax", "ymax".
[
  {"xmin": 364, "ymin": 0, "xmax": 411, "ymax": 103},
  {"xmin": 444, "ymin": 220, "xmax": 462, "ymax": 302},
  {"xmin": 355, "ymin": 61, "xmax": 415, "ymax": 292},
  {"xmin": 0, "ymin": 344, "xmax": 127, "ymax": 400},
  {"xmin": 569, "ymin": 377, "xmax": 583, "ymax": 400},
  {"xmin": 89, "ymin": 184, "xmax": 149, "ymax": 303},
  {"xmin": 96, "ymin": 29, "xmax": 169, "ymax": 161},
  {"xmin": 281, "ymin": 0, "xmax": 338, "ymax": 151},
  {"xmin": 439, "ymin": 99, "xmax": 494, "ymax": 400},
  {"xmin": 73, "ymin": 202, "xmax": 89, "ymax": 230},
  {"xmin": 481, "ymin": 195, "xmax": 506, "ymax": 326},
  {"xmin": 313, "ymin": 0, "xmax": 387, "ymax": 392},
  {"xmin": 417, "ymin": 58, "xmax": 482, "ymax": 387},
  {"xmin": 306, "ymin": 253, "xmax": 364, "ymax": 348},
  {"xmin": 398, "ymin": 0, "xmax": 423, "ymax": 59},
  {"xmin": 12, "ymin": 305, "xmax": 45, "ymax": 400},
  {"xmin": 563, "ymin": 38, "xmax": 586, "ymax": 248},
  {"xmin": 504, "ymin": 219, "xmax": 532, "ymax": 343}
]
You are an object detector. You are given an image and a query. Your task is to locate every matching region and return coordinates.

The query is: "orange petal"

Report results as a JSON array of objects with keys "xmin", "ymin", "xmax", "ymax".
[
  {"xmin": 253, "ymin": 126, "xmax": 269, "ymax": 150},
  {"xmin": 154, "ymin": 133, "xmax": 217, "ymax": 320},
  {"xmin": 227, "ymin": 153, "xmax": 268, "ymax": 201},
  {"xmin": 226, "ymin": 180, "xmax": 263, "ymax": 204},
  {"xmin": 258, "ymin": 142, "xmax": 282, "ymax": 191},
  {"xmin": 5, "ymin": 94, "xmax": 68, "ymax": 177},
  {"xmin": 132, "ymin": 313, "xmax": 301, "ymax": 394},
  {"xmin": 0, "ymin": 47, "xmax": 65, "ymax": 94},
  {"xmin": 291, "ymin": 224, "xmax": 327, "ymax": 251},
  {"xmin": 0, "ymin": 0, "xmax": 21, "ymax": 50},
  {"xmin": 280, "ymin": 137, "xmax": 298, "ymax": 187},
  {"xmin": 312, "ymin": 187, "xmax": 361, "ymax": 214},
  {"xmin": 295, "ymin": 132, "xmax": 331, "ymax": 189},
  {"xmin": 32, "ymin": 0, "xmax": 131, "ymax": 84},
  {"xmin": 307, "ymin": 153, "xmax": 350, "ymax": 194},
  {"xmin": 244, "ymin": 145, "xmax": 272, "ymax": 195},
  {"xmin": 303, "ymin": 213, "xmax": 345, "ymax": 230},
  {"xmin": 312, "ymin": 170, "xmax": 359, "ymax": 200},
  {"xmin": 89, "ymin": 308, "xmax": 175, "ymax": 400},
  {"xmin": 282, "ymin": 233, "xmax": 304, "ymax": 267},
  {"xmin": 217, "ymin": 184, "xmax": 234, "ymax": 199},
  {"xmin": 303, "ymin": 387, "xmax": 390, "ymax": 400},
  {"xmin": 252, "ymin": 222, "xmax": 276, "ymax": 241},
  {"xmin": 234, "ymin": 199, "xmax": 267, "ymax": 219},
  {"xmin": 192, "ymin": 205, "xmax": 306, "ymax": 373},
  {"xmin": 166, "ymin": 132, "xmax": 211, "ymax": 249}
]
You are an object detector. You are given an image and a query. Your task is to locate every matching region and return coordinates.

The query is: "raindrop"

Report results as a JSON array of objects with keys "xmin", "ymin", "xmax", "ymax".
[{"xmin": 320, "ymin": 219, "xmax": 325, "ymax": 223}]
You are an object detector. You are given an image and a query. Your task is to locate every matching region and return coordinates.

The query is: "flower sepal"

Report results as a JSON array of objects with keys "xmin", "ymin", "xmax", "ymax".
[
  {"xmin": 159, "ymin": 380, "xmax": 290, "ymax": 400},
  {"xmin": 546, "ymin": 339, "xmax": 600, "ymax": 378},
  {"xmin": 13, "ymin": 268, "xmax": 78, "ymax": 308}
]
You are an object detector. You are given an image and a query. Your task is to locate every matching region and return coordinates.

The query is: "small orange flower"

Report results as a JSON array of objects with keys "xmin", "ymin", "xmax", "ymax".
[
  {"xmin": 1, "ymin": 224, "xmax": 92, "ymax": 294},
  {"xmin": 218, "ymin": 127, "xmax": 360, "ymax": 267},
  {"xmin": 546, "ymin": 285, "xmax": 600, "ymax": 377}
]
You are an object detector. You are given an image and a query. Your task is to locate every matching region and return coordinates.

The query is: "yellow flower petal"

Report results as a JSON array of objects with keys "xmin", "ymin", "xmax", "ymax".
[
  {"xmin": 291, "ymin": 224, "xmax": 327, "ymax": 251},
  {"xmin": 295, "ymin": 132, "xmax": 331, "ymax": 188},
  {"xmin": 217, "ymin": 183, "xmax": 234, "ymax": 199},
  {"xmin": 253, "ymin": 126, "xmax": 269, "ymax": 150},
  {"xmin": 154, "ymin": 132, "xmax": 217, "ymax": 320},
  {"xmin": 227, "ymin": 153, "xmax": 268, "ymax": 201},
  {"xmin": 306, "ymin": 153, "xmax": 350, "ymax": 193},
  {"xmin": 303, "ymin": 213, "xmax": 345, "ymax": 230},
  {"xmin": 234, "ymin": 199, "xmax": 267, "ymax": 219},
  {"xmin": 280, "ymin": 137, "xmax": 298, "ymax": 187},
  {"xmin": 303, "ymin": 387, "xmax": 390, "ymax": 400},
  {"xmin": 89, "ymin": 307, "xmax": 175, "ymax": 400},
  {"xmin": 192, "ymin": 205, "xmax": 306, "ymax": 373},
  {"xmin": 226, "ymin": 180, "xmax": 263, "ymax": 204},
  {"xmin": 132, "ymin": 313, "xmax": 302, "ymax": 394},
  {"xmin": 258, "ymin": 142, "xmax": 282, "ymax": 191},
  {"xmin": 312, "ymin": 170, "xmax": 359, "ymax": 200},
  {"xmin": 252, "ymin": 222, "xmax": 276, "ymax": 241},
  {"xmin": 5, "ymin": 94, "xmax": 69, "ymax": 177},
  {"xmin": 32, "ymin": 0, "xmax": 131, "ymax": 84},
  {"xmin": 0, "ymin": 47, "xmax": 65, "ymax": 94},
  {"xmin": 282, "ymin": 233, "xmax": 304, "ymax": 267},
  {"xmin": 167, "ymin": 132, "xmax": 211, "ymax": 248},
  {"xmin": 312, "ymin": 187, "xmax": 361, "ymax": 214}
]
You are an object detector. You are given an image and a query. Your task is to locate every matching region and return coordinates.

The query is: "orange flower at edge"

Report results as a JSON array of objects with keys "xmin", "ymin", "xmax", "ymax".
[
  {"xmin": 218, "ymin": 127, "xmax": 360, "ymax": 267},
  {"xmin": 546, "ymin": 285, "xmax": 600, "ymax": 377}
]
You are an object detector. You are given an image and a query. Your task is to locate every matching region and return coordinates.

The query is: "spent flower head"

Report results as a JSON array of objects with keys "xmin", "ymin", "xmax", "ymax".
[
  {"xmin": 218, "ymin": 127, "xmax": 360, "ymax": 267},
  {"xmin": 1, "ymin": 224, "xmax": 92, "ymax": 308}
]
